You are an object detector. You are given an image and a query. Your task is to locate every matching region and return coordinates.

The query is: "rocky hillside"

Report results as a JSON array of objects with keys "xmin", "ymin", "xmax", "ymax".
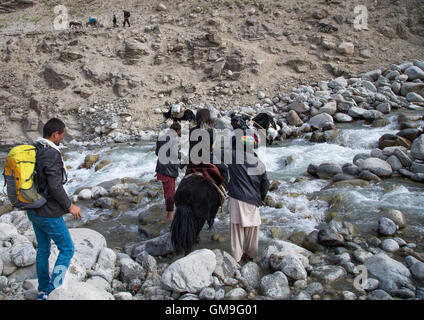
[{"xmin": 0, "ymin": 0, "xmax": 424, "ymax": 149}]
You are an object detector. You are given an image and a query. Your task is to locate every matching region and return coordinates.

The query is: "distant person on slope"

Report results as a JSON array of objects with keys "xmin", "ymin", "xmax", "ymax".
[
  {"xmin": 113, "ymin": 14, "xmax": 118, "ymax": 27},
  {"xmin": 123, "ymin": 10, "xmax": 131, "ymax": 27}
]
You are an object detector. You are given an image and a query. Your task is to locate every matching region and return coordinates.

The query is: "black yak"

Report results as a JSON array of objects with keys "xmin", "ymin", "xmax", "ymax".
[{"xmin": 170, "ymin": 172, "xmax": 223, "ymax": 255}]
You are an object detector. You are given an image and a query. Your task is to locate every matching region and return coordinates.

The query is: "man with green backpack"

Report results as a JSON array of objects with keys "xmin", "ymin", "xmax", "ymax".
[{"xmin": 5, "ymin": 118, "xmax": 82, "ymax": 300}]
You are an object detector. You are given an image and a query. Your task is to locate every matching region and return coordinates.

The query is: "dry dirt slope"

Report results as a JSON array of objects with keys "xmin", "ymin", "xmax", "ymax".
[{"xmin": 0, "ymin": 0, "xmax": 423, "ymax": 146}]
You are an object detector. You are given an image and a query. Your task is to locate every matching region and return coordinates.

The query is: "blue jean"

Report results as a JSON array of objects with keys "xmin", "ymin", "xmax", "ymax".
[{"xmin": 27, "ymin": 210, "xmax": 74, "ymax": 295}]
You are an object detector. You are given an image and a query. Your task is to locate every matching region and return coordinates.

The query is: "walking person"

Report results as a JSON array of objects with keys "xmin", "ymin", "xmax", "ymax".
[
  {"xmin": 113, "ymin": 14, "xmax": 118, "ymax": 27},
  {"xmin": 123, "ymin": 10, "xmax": 131, "ymax": 27},
  {"xmin": 227, "ymin": 134, "xmax": 269, "ymax": 266},
  {"xmin": 188, "ymin": 108, "xmax": 215, "ymax": 164},
  {"xmin": 155, "ymin": 122, "xmax": 183, "ymax": 221},
  {"xmin": 27, "ymin": 118, "xmax": 82, "ymax": 300}
]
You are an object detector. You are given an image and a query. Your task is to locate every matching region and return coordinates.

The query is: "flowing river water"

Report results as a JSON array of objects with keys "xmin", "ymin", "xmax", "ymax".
[{"xmin": 1, "ymin": 111, "xmax": 424, "ymax": 255}]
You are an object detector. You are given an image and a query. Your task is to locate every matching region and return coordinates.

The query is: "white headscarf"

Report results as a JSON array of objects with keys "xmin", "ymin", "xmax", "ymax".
[{"xmin": 35, "ymin": 137, "xmax": 68, "ymax": 177}]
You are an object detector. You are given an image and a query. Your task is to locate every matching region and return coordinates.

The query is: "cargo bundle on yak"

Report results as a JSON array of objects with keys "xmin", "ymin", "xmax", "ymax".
[
  {"xmin": 163, "ymin": 102, "xmax": 196, "ymax": 123},
  {"xmin": 251, "ymin": 112, "xmax": 280, "ymax": 145}
]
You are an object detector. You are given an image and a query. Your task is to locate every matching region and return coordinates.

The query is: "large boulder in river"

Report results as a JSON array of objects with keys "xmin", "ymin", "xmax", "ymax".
[
  {"xmin": 213, "ymin": 249, "xmax": 240, "ymax": 280},
  {"xmin": 378, "ymin": 217, "xmax": 398, "ymax": 236},
  {"xmin": 79, "ymin": 154, "xmax": 100, "ymax": 169},
  {"xmin": 318, "ymin": 227, "xmax": 344, "ymax": 247},
  {"xmin": 359, "ymin": 158, "xmax": 393, "ymax": 178},
  {"xmin": 410, "ymin": 160, "xmax": 424, "ymax": 174},
  {"xmin": 334, "ymin": 112, "xmax": 353, "ymax": 123},
  {"xmin": 310, "ymin": 265, "xmax": 347, "ymax": 283},
  {"xmin": 67, "ymin": 228, "xmax": 107, "ymax": 270},
  {"xmin": 317, "ymin": 163, "xmax": 342, "ymax": 179},
  {"xmin": 393, "ymin": 149, "xmax": 413, "ymax": 168},
  {"xmin": 161, "ymin": 249, "xmax": 216, "ymax": 293},
  {"xmin": 78, "ymin": 189, "xmax": 92, "ymax": 200},
  {"xmin": 241, "ymin": 262, "xmax": 263, "ymax": 289},
  {"xmin": 131, "ymin": 232, "xmax": 174, "ymax": 257},
  {"xmin": 45, "ymin": 228, "xmax": 107, "ymax": 283},
  {"xmin": 378, "ymin": 134, "xmax": 411, "ymax": 149},
  {"xmin": 302, "ymin": 230, "xmax": 325, "ymax": 253},
  {"xmin": 260, "ymin": 271, "xmax": 290, "ymax": 299},
  {"xmin": 364, "ymin": 253, "xmax": 415, "ymax": 297},
  {"xmin": 397, "ymin": 129, "xmax": 422, "ymax": 142},
  {"xmin": 260, "ymin": 240, "xmax": 312, "ymax": 270},
  {"xmin": 119, "ymin": 257, "xmax": 146, "ymax": 283},
  {"xmin": 88, "ymin": 247, "xmax": 117, "ymax": 283},
  {"xmin": 144, "ymin": 232, "xmax": 174, "ymax": 256},
  {"xmin": 353, "ymin": 153, "xmax": 371, "ymax": 166},
  {"xmin": 363, "ymin": 110, "xmax": 384, "ymax": 121},
  {"xmin": 10, "ymin": 242, "xmax": 36, "ymax": 267},
  {"xmin": 307, "ymin": 164, "xmax": 319, "ymax": 177},
  {"xmin": 279, "ymin": 254, "xmax": 308, "ymax": 280},
  {"xmin": 382, "ymin": 209, "xmax": 407, "ymax": 229},
  {"xmin": 411, "ymin": 134, "xmax": 424, "ymax": 160},
  {"xmin": 386, "ymin": 155, "xmax": 403, "ymax": 171},
  {"xmin": 342, "ymin": 163, "xmax": 360, "ymax": 176}
]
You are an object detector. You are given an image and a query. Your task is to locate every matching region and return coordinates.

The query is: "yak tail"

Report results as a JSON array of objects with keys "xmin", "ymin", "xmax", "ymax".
[{"xmin": 171, "ymin": 205, "xmax": 197, "ymax": 255}]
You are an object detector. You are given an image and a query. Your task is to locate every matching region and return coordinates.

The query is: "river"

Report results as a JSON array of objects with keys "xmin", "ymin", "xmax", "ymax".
[{"xmin": 1, "ymin": 111, "xmax": 424, "ymax": 253}]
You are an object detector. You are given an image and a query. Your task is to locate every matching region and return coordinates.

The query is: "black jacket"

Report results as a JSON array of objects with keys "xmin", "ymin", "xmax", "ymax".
[
  {"xmin": 34, "ymin": 143, "xmax": 71, "ymax": 218},
  {"xmin": 189, "ymin": 126, "xmax": 215, "ymax": 163},
  {"xmin": 227, "ymin": 150, "xmax": 269, "ymax": 207},
  {"xmin": 188, "ymin": 126, "xmax": 229, "ymax": 186},
  {"xmin": 155, "ymin": 134, "xmax": 181, "ymax": 178},
  {"xmin": 210, "ymin": 152, "xmax": 229, "ymax": 187}
]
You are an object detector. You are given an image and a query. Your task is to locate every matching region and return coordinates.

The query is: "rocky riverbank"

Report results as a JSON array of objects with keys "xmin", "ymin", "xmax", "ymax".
[
  {"xmin": 307, "ymin": 126, "xmax": 424, "ymax": 185},
  {"xmin": 1, "ymin": 0, "xmax": 424, "ymax": 301},
  {"xmin": 0, "ymin": 204, "xmax": 423, "ymax": 300},
  {"xmin": 44, "ymin": 58, "xmax": 424, "ymax": 155},
  {"xmin": 1, "ymin": 58, "xmax": 424, "ymax": 300}
]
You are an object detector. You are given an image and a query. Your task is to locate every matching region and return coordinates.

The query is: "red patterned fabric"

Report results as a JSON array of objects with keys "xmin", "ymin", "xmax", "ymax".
[
  {"xmin": 186, "ymin": 163, "xmax": 226, "ymax": 189},
  {"xmin": 156, "ymin": 173, "xmax": 176, "ymax": 211}
]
